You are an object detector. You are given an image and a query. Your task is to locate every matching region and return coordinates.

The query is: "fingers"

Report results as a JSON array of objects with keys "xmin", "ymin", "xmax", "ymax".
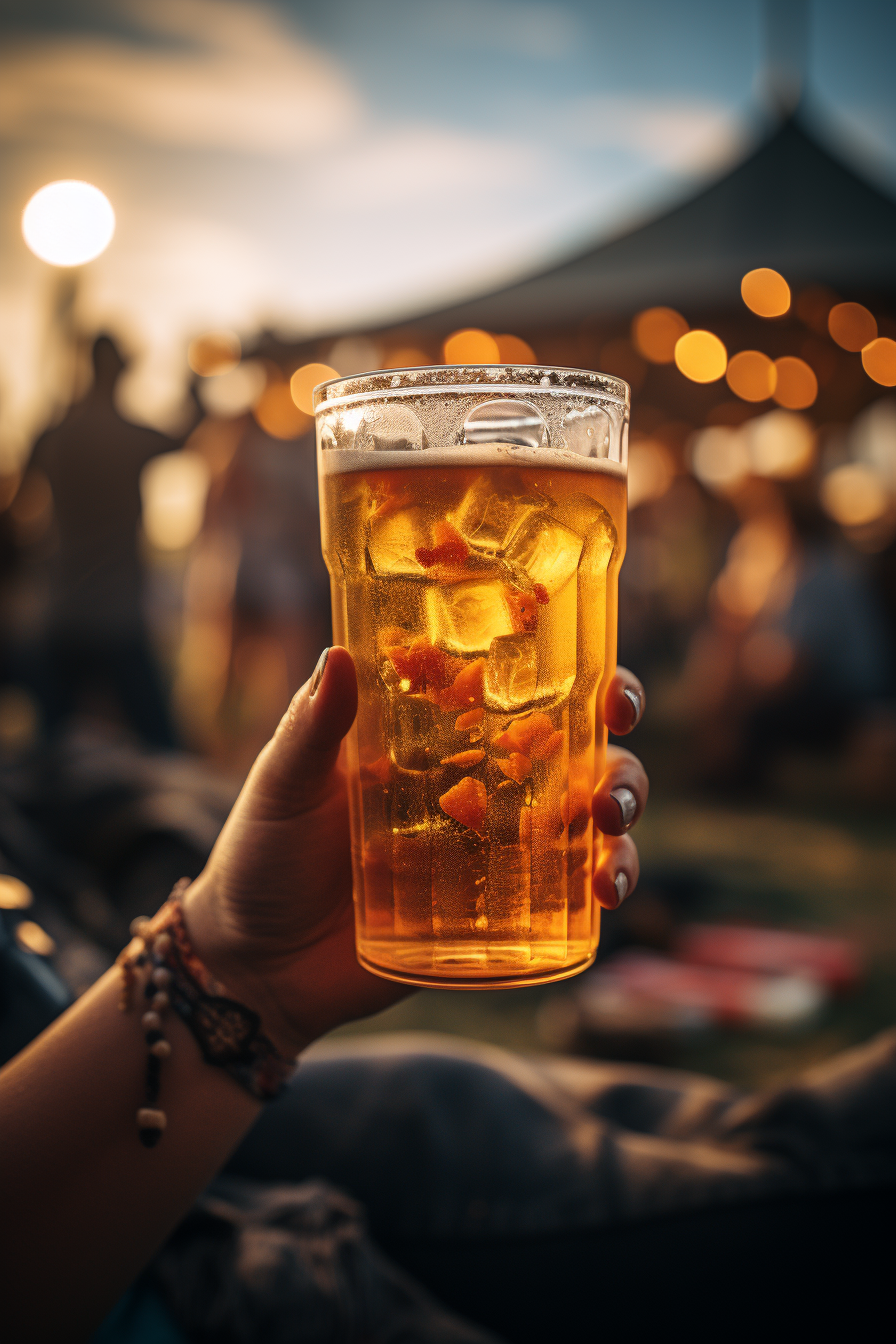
[
  {"xmin": 592, "ymin": 744, "xmax": 648, "ymax": 836},
  {"xmin": 593, "ymin": 832, "xmax": 640, "ymax": 910},
  {"xmin": 604, "ymin": 666, "xmax": 645, "ymax": 736},
  {"xmin": 248, "ymin": 646, "xmax": 358, "ymax": 818}
]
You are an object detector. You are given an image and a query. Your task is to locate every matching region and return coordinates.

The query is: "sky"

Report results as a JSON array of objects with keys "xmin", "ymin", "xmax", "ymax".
[{"xmin": 0, "ymin": 0, "xmax": 894, "ymax": 456}]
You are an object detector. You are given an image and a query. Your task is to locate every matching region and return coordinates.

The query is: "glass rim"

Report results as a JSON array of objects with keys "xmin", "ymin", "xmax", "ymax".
[{"xmin": 313, "ymin": 363, "xmax": 631, "ymax": 413}]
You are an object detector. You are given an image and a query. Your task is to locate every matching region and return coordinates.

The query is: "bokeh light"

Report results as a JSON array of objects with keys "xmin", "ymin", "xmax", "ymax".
[
  {"xmin": 713, "ymin": 515, "xmax": 792, "ymax": 620},
  {"xmin": 0, "ymin": 874, "xmax": 33, "ymax": 909},
  {"xmin": 674, "ymin": 330, "xmax": 727, "ymax": 383},
  {"xmin": 820, "ymin": 463, "xmax": 890, "ymax": 527},
  {"xmin": 290, "ymin": 362, "xmax": 340, "ymax": 415},
  {"xmin": 384, "ymin": 347, "xmax": 431, "ymax": 369},
  {"xmin": 254, "ymin": 382, "xmax": 312, "ymax": 439},
  {"xmin": 22, "ymin": 180, "xmax": 115, "ymax": 266},
  {"xmin": 442, "ymin": 329, "xmax": 500, "ymax": 364},
  {"xmin": 747, "ymin": 410, "xmax": 816, "ymax": 478},
  {"xmin": 828, "ymin": 302, "xmax": 877, "ymax": 352},
  {"xmin": 197, "ymin": 360, "xmax": 266, "ymax": 417},
  {"xmin": 140, "ymin": 451, "xmax": 210, "ymax": 551},
  {"xmin": 726, "ymin": 350, "xmax": 776, "ymax": 402},
  {"xmin": 15, "ymin": 920, "xmax": 56, "ymax": 957},
  {"xmin": 632, "ymin": 307, "xmax": 688, "ymax": 363},
  {"xmin": 690, "ymin": 425, "xmax": 751, "ymax": 491},
  {"xmin": 741, "ymin": 268, "xmax": 791, "ymax": 318},
  {"xmin": 328, "ymin": 336, "xmax": 381, "ymax": 376},
  {"xmin": 494, "ymin": 333, "xmax": 536, "ymax": 363},
  {"xmin": 187, "ymin": 331, "xmax": 241, "ymax": 378},
  {"xmin": 861, "ymin": 337, "xmax": 896, "ymax": 387},
  {"xmin": 772, "ymin": 356, "xmax": 818, "ymax": 409},
  {"xmin": 627, "ymin": 439, "xmax": 676, "ymax": 508}
]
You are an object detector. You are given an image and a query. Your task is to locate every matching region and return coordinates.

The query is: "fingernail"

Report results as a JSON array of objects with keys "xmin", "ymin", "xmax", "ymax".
[
  {"xmin": 610, "ymin": 786, "xmax": 637, "ymax": 828},
  {"xmin": 309, "ymin": 648, "xmax": 329, "ymax": 698},
  {"xmin": 623, "ymin": 687, "xmax": 642, "ymax": 728},
  {"xmin": 614, "ymin": 872, "xmax": 629, "ymax": 905}
]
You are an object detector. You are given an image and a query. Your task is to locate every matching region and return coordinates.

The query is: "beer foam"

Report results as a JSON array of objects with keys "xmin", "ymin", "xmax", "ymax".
[{"xmin": 319, "ymin": 443, "xmax": 627, "ymax": 479}]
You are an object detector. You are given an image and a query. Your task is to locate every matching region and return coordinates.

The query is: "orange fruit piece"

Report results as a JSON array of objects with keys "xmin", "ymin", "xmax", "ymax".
[
  {"xmin": 439, "ymin": 776, "xmax": 487, "ymax": 834},
  {"xmin": 416, "ymin": 519, "xmax": 470, "ymax": 568},
  {"xmin": 387, "ymin": 639, "xmax": 458, "ymax": 693},
  {"xmin": 435, "ymin": 656, "xmax": 485, "ymax": 711},
  {"xmin": 455, "ymin": 707, "xmax": 484, "ymax": 731},
  {"xmin": 495, "ymin": 752, "xmax": 531, "ymax": 782},
  {"xmin": 492, "ymin": 712, "xmax": 554, "ymax": 755},
  {"xmin": 506, "ymin": 586, "xmax": 540, "ymax": 632},
  {"xmin": 531, "ymin": 729, "xmax": 563, "ymax": 761},
  {"xmin": 380, "ymin": 625, "xmax": 410, "ymax": 648},
  {"xmin": 441, "ymin": 749, "xmax": 485, "ymax": 767}
]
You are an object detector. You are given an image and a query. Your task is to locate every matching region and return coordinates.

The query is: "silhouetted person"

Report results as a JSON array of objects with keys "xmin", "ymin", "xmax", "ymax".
[{"xmin": 28, "ymin": 335, "xmax": 177, "ymax": 747}]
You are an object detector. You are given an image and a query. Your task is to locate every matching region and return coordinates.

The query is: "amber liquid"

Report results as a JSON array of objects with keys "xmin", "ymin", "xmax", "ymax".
[{"xmin": 321, "ymin": 454, "xmax": 626, "ymax": 987}]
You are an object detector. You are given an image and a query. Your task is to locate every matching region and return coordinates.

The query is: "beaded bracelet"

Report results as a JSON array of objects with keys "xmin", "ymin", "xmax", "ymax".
[{"xmin": 116, "ymin": 880, "xmax": 296, "ymax": 1147}]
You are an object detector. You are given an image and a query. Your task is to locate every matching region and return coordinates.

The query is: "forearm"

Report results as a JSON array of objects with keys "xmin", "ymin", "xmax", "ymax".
[{"xmin": 0, "ymin": 966, "xmax": 262, "ymax": 1342}]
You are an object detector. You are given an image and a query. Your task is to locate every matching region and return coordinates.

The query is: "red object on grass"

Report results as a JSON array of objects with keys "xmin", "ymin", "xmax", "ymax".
[{"xmin": 674, "ymin": 924, "xmax": 862, "ymax": 993}]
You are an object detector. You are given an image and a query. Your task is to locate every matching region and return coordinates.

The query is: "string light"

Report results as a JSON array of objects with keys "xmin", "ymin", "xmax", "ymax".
[
  {"xmin": 861, "ymin": 337, "xmax": 896, "ymax": 387},
  {"xmin": 494, "ymin": 334, "xmax": 536, "ymax": 363},
  {"xmin": 828, "ymin": 302, "xmax": 877, "ymax": 352},
  {"xmin": 632, "ymin": 308, "xmax": 688, "ymax": 363},
  {"xmin": 726, "ymin": 350, "xmax": 776, "ymax": 402},
  {"xmin": 741, "ymin": 269, "xmax": 790, "ymax": 318},
  {"xmin": 442, "ymin": 329, "xmax": 500, "ymax": 363},
  {"xmin": 772, "ymin": 357, "xmax": 817, "ymax": 410},
  {"xmin": 188, "ymin": 332, "xmax": 241, "ymax": 378},
  {"xmin": 674, "ymin": 331, "xmax": 727, "ymax": 383},
  {"xmin": 290, "ymin": 362, "xmax": 340, "ymax": 415}
]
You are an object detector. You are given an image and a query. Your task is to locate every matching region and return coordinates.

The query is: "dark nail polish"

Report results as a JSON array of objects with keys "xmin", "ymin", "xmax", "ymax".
[
  {"xmin": 623, "ymin": 687, "xmax": 642, "ymax": 727},
  {"xmin": 309, "ymin": 648, "xmax": 329, "ymax": 698},
  {"xmin": 610, "ymin": 786, "xmax": 637, "ymax": 828},
  {"xmin": 614, "ymin": 872, "xmax": 629, "ymax": 905}
]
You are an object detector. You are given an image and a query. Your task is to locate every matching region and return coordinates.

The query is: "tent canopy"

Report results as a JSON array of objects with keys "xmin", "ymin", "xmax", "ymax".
[{"xmin": 402, "ymin": 117, "xmax": 896, "ymax": 334}]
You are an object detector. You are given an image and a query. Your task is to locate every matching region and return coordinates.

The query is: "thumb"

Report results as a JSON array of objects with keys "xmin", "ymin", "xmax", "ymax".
[{"xmin": 244, "ymin": 646, "xmax": 358, "ymax": 818}]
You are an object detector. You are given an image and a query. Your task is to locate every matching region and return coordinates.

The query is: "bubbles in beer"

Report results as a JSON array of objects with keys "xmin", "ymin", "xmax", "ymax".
[
  {"xmin": 563, "ymin": 406, "xmax": 610, "ymax": 458},
  {"xmin": 356, "ymin": 403, "xmax": 426, "ymax": 452}
]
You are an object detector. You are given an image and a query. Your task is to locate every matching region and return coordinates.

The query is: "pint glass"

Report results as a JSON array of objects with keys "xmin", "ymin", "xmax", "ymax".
[{"xmin": 315, "ymin": 365, "xmax": 629, "ymax": 988}]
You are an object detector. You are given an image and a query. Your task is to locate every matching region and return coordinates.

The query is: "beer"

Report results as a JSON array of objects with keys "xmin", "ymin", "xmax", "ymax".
[{"xmin": 316, "ymin": 368, "xmax": 628, "ymax": 988}]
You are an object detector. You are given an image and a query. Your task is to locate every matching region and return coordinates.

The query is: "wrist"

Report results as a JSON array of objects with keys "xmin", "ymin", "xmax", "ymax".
[{"xmin": 179, "ymin": 877, "xmax": 311, "ymax": 1059}]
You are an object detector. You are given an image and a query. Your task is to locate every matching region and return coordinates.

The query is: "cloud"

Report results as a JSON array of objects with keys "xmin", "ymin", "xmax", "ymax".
[
  {"xmin": 419, "ymin": 0, "xmax": 579, "ymax": 60},
  {"xmin": 0, "ymin": 0, "xmax": 360, "ymax": 153},
  {"xmin": 562, "ymin": 94, "xmax": 746, "ymax": 173}
]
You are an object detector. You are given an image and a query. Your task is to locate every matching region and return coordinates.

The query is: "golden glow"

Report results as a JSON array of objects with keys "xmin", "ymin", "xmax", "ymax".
[
  {"xmin": 674, "ymin": 330, "xmax": 727, "ymax": 383},
  {"xmin": 820, "ymin": 463, "xmax": 890, "ymax": 527},
  {"xmin": 15, "ymin": 920, "xmax": 56, "ymax": 957},
  {"xmin": 384, "ymin": 347, "xmax": 431, "ymax": 369},
  {"xmin": 741, "ymin": 268, "xmax": 790, "ymax": 318},
  {"xmin": 713, "ymin": 515, "xmax": 791, "ymax": 619},
  {"xmin": 188, "ymin": 331, "xmax": 241, "ymax": 377},
  {"xmin": 772, "ymin": 357, "xmax": 817, "ymax": 409},
  {"xmin": 726, "ymin": 350, "xmax": 776, "ymax": 402},
  {"xmin": 690, "ymin": 426, "xmax": 751, "ymax": 491},
  {"xmin": 494, "ymin": 333, "xmax": 536, "ymax": 364},
  {"xmin": 140, "ymin": 451, "xmax": 210, "ymax": 551},
  {"xmin": 22, "ymin": 180, "xmax": 115, "ymax": 266},
  {"xmin": 740, "ymin": 630, "xmax": 796, "ymax": 686},
  {"xmin": 632, "ymin": 307, "xmax": 688, "ymax": 363},
  {"xmin": 198, "ymin": 360, "xmax": 266, "ymax": 417},
  {"xmin": 442, "ymin": 329, "xmax": 500, "ymax": 364},
  {"xmin": 328, "ymin": 336, "xmax": 381, "ymax": 377},
  {"xmin": 627, "ymin": 439, "xmax": 676, "ymax": 509},
  {"xmin": 828, "ymin": 302, "xmax": 877, "ymax": 352},
  {"xmin": 290, "ymin": 362, "xmax": 340, "ymax": 415},
  {"xmin": 0, "ymin": 687, "xmax": 39, "ymax": 753},
  {"xmin": 254, "ymin": 383, "xmax": 312, "ymax": 439},
  {"xmin": 862, "ymin": 337, "xmax": 896, "ymax": 387},
  {"xmin": 0, "ymin": 875, "xmax": 33, "ymax": 909},
  {"xmin": 747, "ymin": 410, "xmax": 815, "ymax": 479}
]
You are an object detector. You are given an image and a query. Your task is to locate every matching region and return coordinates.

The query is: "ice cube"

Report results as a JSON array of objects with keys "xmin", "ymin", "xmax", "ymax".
[
  {"xmin": 356, "ymin": 403, "xmax": 425, "ymax": 452},
  {"xmin": 563, "ymin": 407, "xmax": 610, "ymax": 458},
  {"xmin": 367, "ymin": 506, "xmax": 427, "ymax": 576},
  {"xmin": 486, "ymin": 634, "xmax": 538, "ymax": 711},
  {"xmin": 462, "ymin": 398, "xmax": 548, "ymax": 448},
  {"xmin": 454, "ymin": 471, "xmax": 547, "ymax": 553},
  {"xmin": 427, "ymin": 579, "xmax": 515, "ymax": 655},
  {"xmin": 388, "ymin": 694, "xmax": 440, "ymax": 771},
  {"xmin": 505, "ymin": 513, "xmax": 583, "ymax": 596}
]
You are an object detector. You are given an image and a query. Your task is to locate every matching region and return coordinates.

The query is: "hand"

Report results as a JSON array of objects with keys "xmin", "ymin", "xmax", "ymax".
[
  {"xmin": 593, "ymin": 666, "xmax": 648, "ymax": 911},
  {"xmin": 184, "ymin": 649, "xmax": 648, "ymax": 1055}
]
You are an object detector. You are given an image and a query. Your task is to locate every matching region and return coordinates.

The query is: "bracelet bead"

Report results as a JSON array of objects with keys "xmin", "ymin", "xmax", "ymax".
[
  {"xmin": 142, "ymin": 1010, "xmax": 162, "ymax": 1032},
  {"xmin": 151, "ymin": 992, "xmax": 170, "ymax": 1011},
  {"xmin": 149, "ymin": 1038, "xmax": 171, "ymax": 1059},
  {"xmin": 151, "ymin": 967, "xmax": 172, "ymax": 989}
]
